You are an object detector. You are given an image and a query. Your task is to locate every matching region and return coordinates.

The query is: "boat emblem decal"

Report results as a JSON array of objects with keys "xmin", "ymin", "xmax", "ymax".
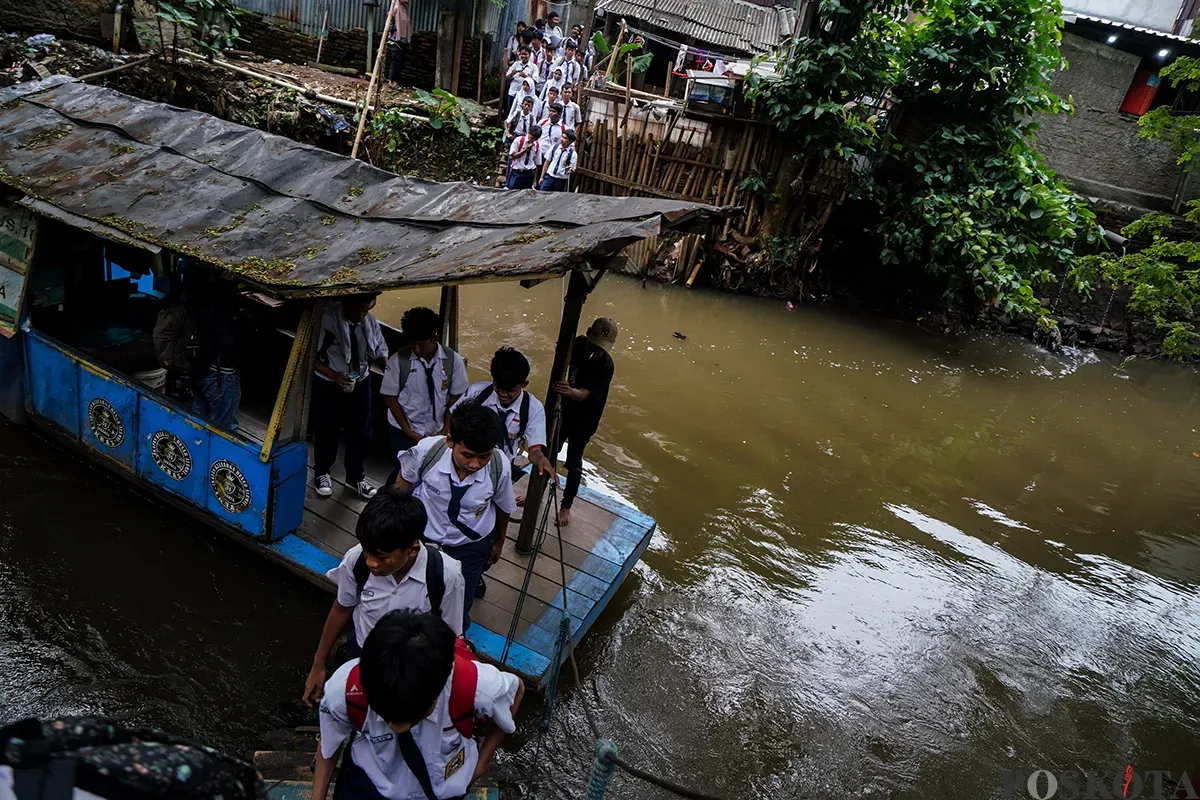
[
  {"xmin": 151, "ymin": 430, "xmax": 192, "ymax": 481},
  {"xmin": 209, "ymin": 459, "xmax": 251, "ymax": 513},
  {"xmin": 87, "ymin": 398, "xmax": 124, "ymax": 449}
]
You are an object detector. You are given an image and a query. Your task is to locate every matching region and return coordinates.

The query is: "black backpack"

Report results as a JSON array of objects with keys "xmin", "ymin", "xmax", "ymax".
[
  {"xmin": 352, "ymin": 543, "xmax": 446, "ymax": 617},
  {"xmin": 476, "ymin": 385, "xmax": 531, "ymax": 449}
]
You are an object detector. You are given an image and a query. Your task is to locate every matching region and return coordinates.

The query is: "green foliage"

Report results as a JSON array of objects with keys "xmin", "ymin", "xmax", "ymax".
[
  {"xmin": 412, "ymin": 88, "xmax": 472, "ymax": 136},
  {"xmin": 591, "ymin": 35, "xmax": 653, "ymax": 75},
  {"xmin": 1137, "ymin": 57, "xmax": 1200, "ymax": 168},
  {"xmin": 156, "ymin": 0, "xmax": 244, "ymax": 58},
  {"xmin": 1076, "ymin": 205, "xmax": 1200, "ymax": 359},
  {"xmin": 368, "ymin": 108, "xmax": 502, "ymax": 182}
]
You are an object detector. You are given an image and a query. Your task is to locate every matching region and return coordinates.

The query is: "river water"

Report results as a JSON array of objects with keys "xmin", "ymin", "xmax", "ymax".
[{"xmin": 2, "ymin": 276, "xmax": 1199, "ymax": 798}]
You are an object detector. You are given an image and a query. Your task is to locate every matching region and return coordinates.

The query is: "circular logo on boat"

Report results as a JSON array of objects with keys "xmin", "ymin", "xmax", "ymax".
[
  {"xmin": 209, "ymin": 459, "xmax": 251, "ymax": 513},
  {"xmin": 87, "ymin": 398, "xmax": 124, "ymax": 449},
  {"xmin": 150, "ymin": 430, "xmax": 192, "ymax": 481}
]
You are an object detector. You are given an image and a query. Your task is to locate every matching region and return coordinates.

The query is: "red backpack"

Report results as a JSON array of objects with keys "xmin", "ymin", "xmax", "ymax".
[{"xmin": 345, "ymin": 639, "xmax": 481, "ymax": 737}]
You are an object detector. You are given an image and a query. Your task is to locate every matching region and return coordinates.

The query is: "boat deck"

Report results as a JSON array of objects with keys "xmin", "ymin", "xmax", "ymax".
[{"xmin": 241, "ymin": 415, "xmax": 655, "ymax": 686}]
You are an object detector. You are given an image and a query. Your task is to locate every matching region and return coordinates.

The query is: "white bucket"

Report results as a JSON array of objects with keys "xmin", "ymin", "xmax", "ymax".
[{"xmin": 134, "ymin": 367, "xmax": 167, "ymax": 393}]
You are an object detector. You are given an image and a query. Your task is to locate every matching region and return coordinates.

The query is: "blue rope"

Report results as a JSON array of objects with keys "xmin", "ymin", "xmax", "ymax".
[{"xmin": 586, "ymin": 739, "xmax": 619, "ymax": 800}]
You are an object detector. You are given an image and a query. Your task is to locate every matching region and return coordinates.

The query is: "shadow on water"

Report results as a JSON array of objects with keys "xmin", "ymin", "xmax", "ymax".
[{"xmin": 3, "ymin": 275, "xmax": 1200, "ymax": 798}]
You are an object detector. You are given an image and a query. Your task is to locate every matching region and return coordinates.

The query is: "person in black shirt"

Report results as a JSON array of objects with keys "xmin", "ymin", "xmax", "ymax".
[{"xmin": 552, "ymin": 317, "xmax": 617, "ymax": 525}]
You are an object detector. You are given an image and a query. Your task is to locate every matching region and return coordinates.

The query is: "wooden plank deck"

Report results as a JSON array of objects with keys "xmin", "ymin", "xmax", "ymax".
[{"xmin": 260, "ymin": 440, "xmax": 655, "ymax": 687}]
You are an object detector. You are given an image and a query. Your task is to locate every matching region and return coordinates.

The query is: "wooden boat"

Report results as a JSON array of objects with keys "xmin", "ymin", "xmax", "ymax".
[{"xmin": 0, "ymin": 76, "xmax": 716, "ymax": 686}]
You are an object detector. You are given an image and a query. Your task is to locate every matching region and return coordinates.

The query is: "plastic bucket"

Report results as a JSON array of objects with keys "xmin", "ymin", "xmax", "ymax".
[{"xmin": 134, "ymin": 367, "xmax": 168, "ymax": 393}]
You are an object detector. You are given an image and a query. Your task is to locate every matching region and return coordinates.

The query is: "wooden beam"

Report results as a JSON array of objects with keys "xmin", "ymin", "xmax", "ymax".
[
  {"xmin": 573, "ymin": 168, "xmax": 695, "ymax": 202},
  {"xmin": 451, "ymin": 7, "xmax": 469, "ymax": 97},
  {"xmin": 438, "ymin": 285, "xmax": 460, "ymax": 350},
  {"xmin": 261, "ymin": 303, "xmax": 319, "ymax": 462},
  {"xmin": 517, "ymin": 269, "xmax": 591, "ymax": 552}
]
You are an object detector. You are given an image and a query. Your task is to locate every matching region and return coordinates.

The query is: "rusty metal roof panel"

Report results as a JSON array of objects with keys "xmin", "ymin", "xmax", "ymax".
[
  {"xmin": 598, "ymin": 0, "xmax": 795, "ymax": 53},
  {"xmin": 0, "ymin": 79, "xmax": 714, "ymax": 297}
]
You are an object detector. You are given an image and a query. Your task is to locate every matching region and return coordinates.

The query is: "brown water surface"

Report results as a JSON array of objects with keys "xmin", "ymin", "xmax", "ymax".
[{"xmin": 3, "ymin": 276, "xmax": 1199, "ymax": 798}]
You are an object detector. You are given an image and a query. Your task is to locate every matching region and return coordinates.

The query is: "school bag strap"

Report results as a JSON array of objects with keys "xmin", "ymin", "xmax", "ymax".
[
  {"xmin": 352, "ymin": 543, "xmax": 446, "ymax": 616},
  {"xmin": 343, "ymin": 641, "xmax": 481, "ymax": 739},
  {"xmin": 416, "ymin": 436, "xmax": 503, "ymax": 494},
  {"xmin": 476, "ymin": 386, "xmax": 532, "ymax": 444},
  {"xmin": 392, "ymin": 345, "xmax": 456, "ymax": 394}
]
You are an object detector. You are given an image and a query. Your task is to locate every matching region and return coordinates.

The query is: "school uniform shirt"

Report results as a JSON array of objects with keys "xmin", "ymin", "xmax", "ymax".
[
  {"xmin": 400, "ymin": 436, "xmax": 517, "ymax": 548},
  {"xmin": 453, "ymin": 381, "xmax": 547, "ymax": 459},
  {"xmin": 506, "ymin": 34, "xmax": 522, "ymax": 61},
  {"xmin": 556, "ymin": 57, "xmax": 584, "ymax": 86},
  {"xmin": 506, "ymin": 106, "xmax": 536, "ymax": 137},
  {"xmin": 529, "ymin": 47, "xmax": 548, "ymax": 73},
  {"xmin": 533, "ymin": 94, "xmax": 559, "ymax": 119},
  {"xmin": 541, "ymin": 76, "xmax": 565, "ymax": 100},
  {"xmin": 537, "ymin": 117, "xmax": 565, "ymax": 151},
  {"xmin": 508, "ymin": 134, "xmax": 541, "ymax": 172},
  {"xmin": 544, "ymin": 142, "xmax": 577, "ymax": 181},
  {"xmin": 328, "ymin": 543, "xmax": 466, "ymax": 640},
  {"xmin": 316, "ymin": 303, "xmax": 387, "ymax": 382},
  {"xmin": 380, "ymin": 348, "xmax": 469, "ymax": 438},
  {"xmin": 560, "ymin": 100, "xmax": 582, "ymax": 132},
  {"xmin": 319, "ymin": 659, "xmax": 519, "ymax": 800},
  {"xmin": 505, "ymin": 60, "xmax": 536, "ymax": 96},
  {"xmin": 545, "ymin": 24, "xmax": 564, "ymax": 47}
]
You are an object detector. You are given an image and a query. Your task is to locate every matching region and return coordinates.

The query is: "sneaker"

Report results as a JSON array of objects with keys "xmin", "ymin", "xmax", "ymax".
[
  {"xmin": 316, "ymin": 474, "xmax": 333, "ymax": 497},
  {"xmin": 357, "ymin": 480, "xmax": 378, "ymax": 500},
  {"xmin": 475, "ymin": 577, "xmax": 487, "ymax": 599}
]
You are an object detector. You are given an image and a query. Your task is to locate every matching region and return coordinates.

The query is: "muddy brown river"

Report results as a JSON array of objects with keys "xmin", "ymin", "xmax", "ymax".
[{"xmin": 2, "ymin": 276, "xmax": 1199, "ymax": 798}]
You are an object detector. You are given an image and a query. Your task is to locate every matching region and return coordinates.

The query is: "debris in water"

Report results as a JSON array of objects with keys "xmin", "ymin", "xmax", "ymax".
[
  {"xmin": 673, "ymin": 331, "xmax": 686, "ymax": 340},
  {"xmin": 786, "ymin": 301, "xmax": 795, "ymax": 310}
]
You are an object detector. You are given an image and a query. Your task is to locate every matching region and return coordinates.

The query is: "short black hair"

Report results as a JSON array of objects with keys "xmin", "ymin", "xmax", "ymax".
[
  {"xmin": 564, "ymin": 129, "xmax": 577, "ymax": 143},
  {"xmin": 402, "ymin": 306, "xmax": 441, "ymax": 341},
  {"xmin": 356, "ymin": 488, "xmax": 427, "ymax": 555},
  {"xmin": 528, "ymin": 124, "xmax": 542, "ymax": 140},
  {"xmin": 449, "ymin": 400, "xmax": 503, "ymax": 453},
  {"xmin": 549, "ymin": 12, "xmax": 559, "ymax": 20},
  {"xmin": 359, "ymin": 611, "xmax": 455, "ymax": 725},
  {"xmin": 565, "ymin": 39, "xmax": 577, "ymax": 50},
  {"xmin": 516, "ymin": 20, "xmax": 526, "ymax": 26},
  {"xmin": 490, "ymin": 347, "xmax": 531, "ymax": 391},
  {"xmin": 550, "ymin": 102, "xmax": 563, "ymax": 113},
  {"xmin": 535, "ymin": 18, "xmax": 545, "ymax": 26},
  {"xmin": 521, "ymin": 94, "xmax": 534, "ymax": 106},
  {"xmin": 518, "ymin": 43, "xmax": 530, "ymax": 52}
]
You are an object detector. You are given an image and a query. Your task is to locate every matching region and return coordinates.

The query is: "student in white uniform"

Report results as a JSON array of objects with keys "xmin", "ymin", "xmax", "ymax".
[
  {"xmin": 539, "ymin": 129, "xmax": 577, "ymax": 192},
  {"xmin": 381, "ymin": 307, "xmax": 468, "ymax": 480},
  {"xmin": 394, "ymin": 402, "xmax": 516, "ymax": 629},
  {"xmin": 314, "ymin": 611, "xmax": 524, "ymax": 800},
  {"xmin": 302, "ymin": 490, "xmax": 465, "ymax": 707},
  {"xmin": 560, "ymin": 84, "xmax": 582, "ymax": 132},
  {"xmin": 541, "ymin": 65, "xmax": 565, "ymax": 101},
  {"xmin": 529, "ymin": 35, "xmax": 548, "ymax": 74},
  {"xmin": 534, "ymin": 84, "xmax": 560, "ymax": 120},
  {"xmin": 536, "ymin": 103, "xmax": 566, "ymax": 154},
  {"xmin": 505, "ymin": 20, "xmax": 526, "ymax": 64},
  {"xmin": 541, "ymin": 40, "xmax": 559, "ymax": 81},
  {"xmin": 453, "ymin": 347, "xmax": 553, "ymax": 485},
  {"xmin": 314, "ymin": 294, "xmax": 389, "ymax": 501},
  {"xmin": 544, "ymin": 11, "xmax": 564, "ymax": 47},
  {"xmin": 558, "ymin": 41, "xmax": 585, "ymax": 87},
  {"xmin": 506, "ymin": 124, "xmax": 542, "ymax": 191},
  {"xmin": 504, "ymin": 46, "xmax": 535, "ymax": 112},
  {"xmin": 505, "ymin": 91, "xmax": 536, "ymax": 140}
]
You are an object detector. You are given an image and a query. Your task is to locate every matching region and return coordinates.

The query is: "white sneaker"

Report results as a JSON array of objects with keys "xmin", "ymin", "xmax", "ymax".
[
  {"xmin": 357, "ymin": 480, "xmax": 377, "ymax": 500},
  {"xmin": 316, "ymin": 474, "xmax": 333, "ymax": 497}
]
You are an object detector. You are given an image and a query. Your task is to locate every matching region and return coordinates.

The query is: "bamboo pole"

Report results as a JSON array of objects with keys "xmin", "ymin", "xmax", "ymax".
[
  {"xmin": 476, "ymin": 35, "xmax": 484, "ymax": 103},
  {"xmin": 80, "ymin": 53, "xmax": 159, "ymax": 82},
  {"xmin": 352, "ymin": 0, "xmax": 398, "ymax": 160},
  {"xmin": 316, "ymin": 4, "xmax": 329, "ymax": 63},
  {"xmin": 604, "ymin": 22, "xmax": 626, "ymax": 83},
  {"xmin": 260, "ymin": 304, "xmax": 317, "ymax": 462}
]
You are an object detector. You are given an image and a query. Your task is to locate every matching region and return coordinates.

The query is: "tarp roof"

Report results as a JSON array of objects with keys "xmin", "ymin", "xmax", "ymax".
[{"xmin": 0, "ymin": 77, "xmax": 718, "ymax": 297}]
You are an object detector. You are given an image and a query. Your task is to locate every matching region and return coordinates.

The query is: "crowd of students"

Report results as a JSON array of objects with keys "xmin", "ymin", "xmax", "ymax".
[
  {"xmin": 501, "ymin": 15, "xmax": 593, "ymax": 192},
  {"xmin": 302, "ymin": 297, "xmax": 618, "ymax": 798}
]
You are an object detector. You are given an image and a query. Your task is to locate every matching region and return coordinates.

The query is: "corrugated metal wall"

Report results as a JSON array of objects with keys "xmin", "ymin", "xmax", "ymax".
[{"xmin": 228, "ymin": 0, "xmax": 476, "ymax": 37}]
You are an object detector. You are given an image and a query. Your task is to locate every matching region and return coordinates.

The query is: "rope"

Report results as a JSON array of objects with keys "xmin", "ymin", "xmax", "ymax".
[
  {"xmin": 604, "ymin": 754, "xmax": 726, "ymax": 800},
  {"xmin": 586, "ymin": 739, "xmax": 619, "ymax": 800}
]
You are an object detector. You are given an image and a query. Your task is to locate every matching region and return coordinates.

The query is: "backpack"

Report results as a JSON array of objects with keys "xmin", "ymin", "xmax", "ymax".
[
  {"xmin": 344, "ymin": 638, "xmax": 482, "ymax": 739},
  {"xmin": 416, "ymin": 436, "xmax": 504, "ymax": 496},
  {"xmin": 392, "ymin": 345, "xmax": 457, "ymax": 397},
  {"xmin": 476, "ymin": 385, "xmax": 531, "ymax": 451}
]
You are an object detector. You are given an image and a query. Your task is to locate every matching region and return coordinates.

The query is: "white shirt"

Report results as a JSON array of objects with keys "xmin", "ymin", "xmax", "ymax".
[
  {"xmin": 327, "ymin": 543, "xmax": 466, "ymax": 640},
  {"xmin": 316, "ymin": 305, "xmax": 387, "ymax": 382},
  {"xmin": 541, "ymin": 76, "xmax": 565, "ymax": 99},
  {"xmin": 381, "ymin": 348, "xmax": 469, "ymax": 437},
  {"xmin": 560, "ymin": 100, "xmax": 581, "ymax": 132},
  {"xmin": 538, "ymin": 117, "xmax": 565, "ymax": 151},
  {"xmin": 453, "ymin": 381, "xmax": 547, "ymax": 458},
  {"xmin": 534, "ymin": 94, "xmax": 560, "ymax": 119},
  {"xmin": 545, "ymin": 24, "xmax": 564, "ymax": 46},
  {"xmin": 557, "ymin": 57, "xmax": 584, "ymax": 86},
  {"xmin": 401, "ymin": 436, "xmax": 517, "ymax": 547},
  {"xmin": 319, "ymin": 659, "xmax": 520, "ymax": 800},
  {"xmin": 506, "ymin": 106, "xmax": 536, "ymax": 137},
  {"xmin": 508, "ymin": 134, "xmax": 540, "ymax": 172},
  {"xmin": 506, "ymin": 59, "xmax": 537, "ymax": 95},
  {"xmin": 543, "ymin": 143, "xmax": 577, "ymax": 180}
]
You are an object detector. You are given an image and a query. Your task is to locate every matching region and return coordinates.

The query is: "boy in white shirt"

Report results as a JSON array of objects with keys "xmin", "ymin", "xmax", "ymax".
[
  {"xmin": 544, "ymin": 11, "xmax": 564, "ymax": 47},
  {"xmin": 541, "ymin": 65, "xmax": 565, "ymax": 101},
  {"xmin": 505, "ymin": 92, "xmax": 536, "ymax": 140},
  {"xmin": 539, "ymin": 129, "xmax": 577, "ymax": 192},
  {"xmin": 537, "ymin": 103, "xmax": 565, "ymax": 154},
  {"xmin": 558, "ymin": 41, "xmax": 585, "ymax": 87},
  {"xmin": 314, "ymin": 294, "xmax": 389, "ymax": 501},
  {"xmin": 504, "ymin": 46, "xmax": 535, "ymax": 112},
  {"xmin": 302, "ymin": 489, "xmax": 466, "ymax": 707},
  {"xmin": 314, "ymin": 611, "xmax": 524, "ymax": 800},
  {"xmin": 560, "ymin": 84, "xmax": 582, "ymax": 132},
  {"xmin": 506, "ymin": 124, "xmax": 542, "ymax": 191},
  {"xmin": 534, "ymin": 84, "xmax": 560, "ymax": 119},
  {"xmin": 381, "ymin": 307, "xmax": 469, "ymax": 484},
  {"xmin": 394, "ymin": 402, "xmax": 516, "ymax": 629}
]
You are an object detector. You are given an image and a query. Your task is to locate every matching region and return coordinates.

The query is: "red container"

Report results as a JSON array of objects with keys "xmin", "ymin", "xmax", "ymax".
[{"xmin": 1121, "ymin": 69, "xmax": 1161, "ymax": 116}]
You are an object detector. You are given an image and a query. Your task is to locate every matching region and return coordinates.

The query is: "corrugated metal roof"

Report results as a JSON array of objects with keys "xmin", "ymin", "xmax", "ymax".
[
  {"xmin": 597, "ymin": 0, "xmax": 798, "ymax": 54},
  {"xmin": 0, "ymin": 78, "xmax": 716, "ymax": 298},
  {"xmin": 1062, "ymin": 9, "xmax": 1194, "ymax": 43}
]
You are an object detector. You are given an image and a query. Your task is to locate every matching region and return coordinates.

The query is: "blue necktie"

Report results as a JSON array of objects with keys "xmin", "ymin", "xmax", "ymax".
[{"xmin": 447, "ymin": 482, "xmax": 483, "ymax": 541}]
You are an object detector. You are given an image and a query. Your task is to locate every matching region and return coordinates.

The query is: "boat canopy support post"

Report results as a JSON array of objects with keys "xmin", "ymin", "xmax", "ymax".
[
  {"xmin": 439, "ymin": 286, "xmax": 460, "ymax": 350},
  {"xmin": 260, "ymin": 301, "xmax": 320, "ymax": 462},
  {"xmin": 291, "ymin": 299, "xmax": 325, "ymax": 445},
  {"xmin": 517, "ymin": 267, "xmax": 595, "ymax": 553}
]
